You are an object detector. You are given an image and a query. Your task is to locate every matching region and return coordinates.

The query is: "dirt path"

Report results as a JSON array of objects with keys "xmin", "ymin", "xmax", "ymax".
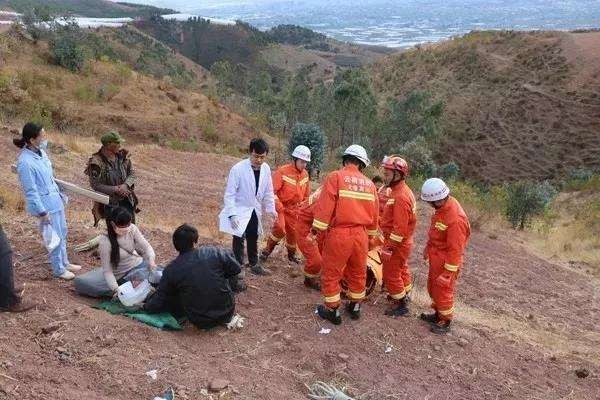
[{"xmin": 0, "ymin": 133, "xmax": 598, "ymax": 399}]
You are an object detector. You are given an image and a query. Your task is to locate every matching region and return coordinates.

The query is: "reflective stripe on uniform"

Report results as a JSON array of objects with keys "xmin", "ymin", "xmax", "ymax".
[
  {"xmin": 404, "ymin": 283, "xmax": 413, "ymax": 293},
  {"xmin": 435, "ymin": 222, "xmax": 448, "ymax": 231},
  {"xmin": 347, "ymin": 290, "xmax": 366, "ymax": 300},
  {"xmin": 270, "ymin": 233, "xmax": 284, "ymax": 242},
  {"xmin": 389, "ymin": 233, "xmax": 404, "ymax": 243},
  {"xmin": 438, "ymin": 307, "xmax": 454, "ymax": 316},
  {"xmin": 282, "ymin": 175, "xmax": 297, "ymax": 185},
  {"xmin": 312, "ymin": 219, "xmax": 329, "ymax": 231},
  {"xmin": 324, "ymin": 293, "xmax": 341, "ymax": 303},
  {"xmin": 386, "ymin": 198, "xmax": 395, "ymax": 205},
  {"xmin": 339, "ymin": 190, "xmax": 375, "ymax": 201},
  {"xmin": 444, "ymin": 263, "xmax": 458, "ymax": 272},
  {"xmin": 389, "ymin": 290, "xmax": 406, "ymax": 300},
  {"xmin": 299, "ymin": 177, "xmax": 309, "ymax": 185},
  {"xmin": 367, "ymin": 229, "xmax": 378, "ymax": 236}
]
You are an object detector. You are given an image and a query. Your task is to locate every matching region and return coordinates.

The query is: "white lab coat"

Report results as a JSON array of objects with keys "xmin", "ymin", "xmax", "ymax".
[{"xmin": 219, "ymin": 158, "xmax": 276, "ymax": 238}]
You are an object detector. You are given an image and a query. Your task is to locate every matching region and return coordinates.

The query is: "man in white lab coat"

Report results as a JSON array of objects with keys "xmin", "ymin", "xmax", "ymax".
[{"xmin": 219, "ymin": 139, "xmax": 277, "ymax": 276}]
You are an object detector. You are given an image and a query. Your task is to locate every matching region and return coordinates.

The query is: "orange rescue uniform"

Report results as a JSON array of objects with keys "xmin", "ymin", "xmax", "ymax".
[
  {"xmin": 424, "ymin": 196, "xmax": 470, "ymax": 321},
  {"xmin": 312, "ymin": 164, "xmax": 379, "ymax": 308},
  {"xmin": 380, "ymin": 180, "xmax": 417, "ymax": 300},
  {"xmin": 265, "ymin": 163, "xmax": 310, "ymax": 255},
  {"xmin": 377, "ymin": 185, "xmax": 391, "ymax": 219},
  {"xmin": 296, "ymin": 188, "xmax": 325, "ymax": 278}
]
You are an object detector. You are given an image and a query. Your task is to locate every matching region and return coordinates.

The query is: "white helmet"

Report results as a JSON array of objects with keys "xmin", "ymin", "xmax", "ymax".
[
  {"xmin": 421, "ymin": 178, "xmax": 450, "ymax": 202},
  {"xmin": 292, "ymin": 145, "xmax": 311, "ymax": 162},
  {"xmin": 343, "ymin": 144, "xmax": 370, "ymax": 167}
]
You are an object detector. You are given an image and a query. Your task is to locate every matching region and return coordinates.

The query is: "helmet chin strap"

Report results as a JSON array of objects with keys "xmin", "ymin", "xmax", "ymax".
[{"xmin": 388, "ymin": 171, "xmax": 403, "ymax": 185}]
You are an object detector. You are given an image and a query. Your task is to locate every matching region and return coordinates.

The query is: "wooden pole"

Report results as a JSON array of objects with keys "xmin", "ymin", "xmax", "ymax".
[{"xmin": 11, "ymin": 165, "xmax": 109, "ymax": 205}]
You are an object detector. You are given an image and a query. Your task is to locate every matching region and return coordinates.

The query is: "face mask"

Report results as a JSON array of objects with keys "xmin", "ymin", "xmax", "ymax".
[
  {"xmin": 39, "ymin": 140, "xmax": 49, "ymax": 150},
  {"xmin": 113, "ymin": 225, "xmax": 131, "ymax": 236}
]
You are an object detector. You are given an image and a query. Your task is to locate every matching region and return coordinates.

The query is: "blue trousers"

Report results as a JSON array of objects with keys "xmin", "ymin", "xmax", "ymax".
[{"xmin": 39, "ymin": 210, "xmax": 70, "ymax": 276}]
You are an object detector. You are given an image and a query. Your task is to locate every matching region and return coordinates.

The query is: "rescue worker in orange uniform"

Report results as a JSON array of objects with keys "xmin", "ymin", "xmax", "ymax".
[
  {"xmin": 260, "ymin": 145, "xmax": 311, "ymax": 264},
  {"xmin": 379, "ymin": 156, "xmax": 417, "ymax": 317},
  {"xmin": 295, "ymin": 187, "xmax": 324, "ymax": 291},
  {"xmin": 312, "ymin": 145, "xmax": 379, "ymax": 325},
  {"xmin": 373, "ymin": 175, "xmax": 389, "ymax": 219},
  {"xmin": 420, "ymin": 178, "xmax": 470, "ymax": 334}
]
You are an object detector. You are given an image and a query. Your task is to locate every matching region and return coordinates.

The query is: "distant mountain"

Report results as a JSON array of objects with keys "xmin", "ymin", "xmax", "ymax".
[{"xmin": 0, "ymin": 0, "xmax": 176, "ymax": 18}]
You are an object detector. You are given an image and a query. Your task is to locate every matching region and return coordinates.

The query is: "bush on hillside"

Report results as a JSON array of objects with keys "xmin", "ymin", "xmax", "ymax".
[
  {"xmin": 267, "ymin": 24, "xmax": 327, "ymax": 45},
  {"xmin": 505, "ymin": 181, "xmax": 557, "ymax": 229},
  {"xmin": 437, "ymin": 161, "xmax": 461, "ymax": 180},
  {"xmin": 50, "ymin": 23, "xmax": 89, "ymax": 72},
  {"xmin": 289, "ymin": 123, "xmax": 325, "ymax": 177},
  {"xmin": 396, "ymin": 136, "xmax": 437, "ymax": 177}
]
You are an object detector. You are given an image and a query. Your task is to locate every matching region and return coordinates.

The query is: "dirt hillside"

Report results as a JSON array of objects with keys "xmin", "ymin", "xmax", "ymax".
[
  {"xmin": 371, "ymin": 30, "xmax": 600, "ymax": 184},
  {"xmin": 0, "ymin": 27, "xmax": 257, "ymax": 150},
  {"xmin": 0, "ymin": 129, "xmax": 598, "ymax": 399}
]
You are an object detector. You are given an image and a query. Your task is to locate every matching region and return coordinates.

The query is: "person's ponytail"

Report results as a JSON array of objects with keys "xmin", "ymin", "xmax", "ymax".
[
  {"xmin": 12, "ymin": 137, "xmax": 27, "ymax": 148},
  {"xmin": 13, "ymin": 122, "xmax": 43, "ymax": 148}
]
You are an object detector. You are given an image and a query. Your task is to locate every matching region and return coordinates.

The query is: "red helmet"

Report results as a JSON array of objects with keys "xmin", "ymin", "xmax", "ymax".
[{"xmin": 381, "ymin": 155, "xmax": 409, "ymax": 176}]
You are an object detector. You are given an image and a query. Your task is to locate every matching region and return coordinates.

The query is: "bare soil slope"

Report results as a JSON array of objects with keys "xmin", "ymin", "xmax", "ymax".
[
  {"xmin": 372, "ymin": 31, "xmax": 600, "ymax": 184},
  {"xmin": 0, "ymin": 130, "xmax": 598, "ymax": 399}
]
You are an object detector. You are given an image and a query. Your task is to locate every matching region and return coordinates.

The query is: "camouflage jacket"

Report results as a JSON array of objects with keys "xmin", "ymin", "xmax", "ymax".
[{"xmin": 84, "ymin": 148, "xmax": 138, "ymax": 225}]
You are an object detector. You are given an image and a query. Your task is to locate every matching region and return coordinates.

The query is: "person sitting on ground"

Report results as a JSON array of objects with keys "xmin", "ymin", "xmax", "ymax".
[
  {"xmin": 0, "ymin": 223, "xmax": 36, "ymax": 313},
  {"xmin": 74, "ymin": 207, "xmax": 157, "ymax": 298},
  {"xmin": 144, "ymin": 224, "xmax": 244, "ymax": 330}
]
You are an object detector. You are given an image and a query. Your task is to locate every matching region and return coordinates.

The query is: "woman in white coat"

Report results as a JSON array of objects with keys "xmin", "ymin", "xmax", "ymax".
[
  {"xmin": 14, "ymin": 123, "xmax": 81, "ymax": 280},
  {"xmin": 219, "ymin": 139, "xmax": 277, "ymax": 276}
]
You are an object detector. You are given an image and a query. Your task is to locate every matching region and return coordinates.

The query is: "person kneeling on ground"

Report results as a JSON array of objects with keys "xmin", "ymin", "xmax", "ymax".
[
  {"xmin": 74, "ymin": 207, "xmax": 157, "ymax": 297},
  {"xmin": 144, "ymin": 224, "xmax": 245, "ymax": 330}
]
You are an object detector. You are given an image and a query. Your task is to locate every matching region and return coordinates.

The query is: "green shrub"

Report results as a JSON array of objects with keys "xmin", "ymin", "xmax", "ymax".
[
  {"xmin": 198, "ymin": 114, "xmax": 218, "ymax": 144},
  {"xmin": 289, "ymin": 122, "xmax": 325, "ymax": 177},
  {"xmin": 114, "ymin": 62, "xmax": 134, "ymax": 85},
  {"xmin": 505, "ymin": 181, "xmax": 557, "ymax": 229},
  {"xmin": 98, "ymin": 83, "xmax": 121, "ymax": 101},
  {"xmin": 25, "ymin": 99, "xmax": 56, "ymax": 128},
  {"xmin": 167, "ymin": 138, "xmax": 199, "ymax": 152},
  {"xmin": 50, "ymin": 23, "xmax": 89, "ymax": 72},
  {"xmin": 0, "ymin": 73, "xmax": 13, "ymax": 91},
  {"xmin": 397, "ymin": 136, "xmax": 437, "ymax": 177},
  {"xmin": 74, "ymin": 83, "xmax": 98, "ymax": 102}
]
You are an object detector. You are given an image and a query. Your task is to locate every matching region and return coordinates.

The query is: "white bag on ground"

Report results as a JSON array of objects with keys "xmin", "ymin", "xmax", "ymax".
[
  {"xmin": 41, "ymin": 223, "xmax": 60, "ymax": 253},
  {"xmin": 117, "ymin": 280, "xmax": 152, "ymax": 307}
]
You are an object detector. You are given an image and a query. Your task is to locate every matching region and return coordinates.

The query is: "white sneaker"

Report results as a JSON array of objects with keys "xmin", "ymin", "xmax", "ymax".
[
  {"xmin": 58, "ymin": 270, "xmax": 75, "ymax": 280},
  {"xmin": 66, "ymin": 264, "xmax": 82, "ymax": 272}
]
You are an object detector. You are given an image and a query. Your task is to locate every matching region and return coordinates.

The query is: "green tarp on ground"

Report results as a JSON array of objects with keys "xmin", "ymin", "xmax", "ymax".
[{"xmin": 94, "ymin": 300, "xmax": 183, "ymax": 331}]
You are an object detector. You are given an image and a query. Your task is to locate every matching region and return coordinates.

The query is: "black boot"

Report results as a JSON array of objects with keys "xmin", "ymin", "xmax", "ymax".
[
  {"xmin": 345, "ymin": 302, "xmax": 361, "ymax": 320},
  {"xmin": 420, "ymin": 312, "xmax": 439, "ymax": 324},
  {"xmin": 385, "ymin": 297, "xmax": 409, "ymax": 317},
  {"xmin": 303, "ymin": 277, "xmax": 320, "ymax": 291},
  {"xmin": 317, "ymin": 305, "xmax": 342, "ymax": 325},
  {"xmin": 430, "ymin": 320, "xmax": 451, "ymax": 335},
  {"xmin": 288, "ymin": 252, "xmax": 302, "ymax": 264},
  {"xmin": 250, "ymin": 263, "xmax": 272, "ymax": 276}
]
